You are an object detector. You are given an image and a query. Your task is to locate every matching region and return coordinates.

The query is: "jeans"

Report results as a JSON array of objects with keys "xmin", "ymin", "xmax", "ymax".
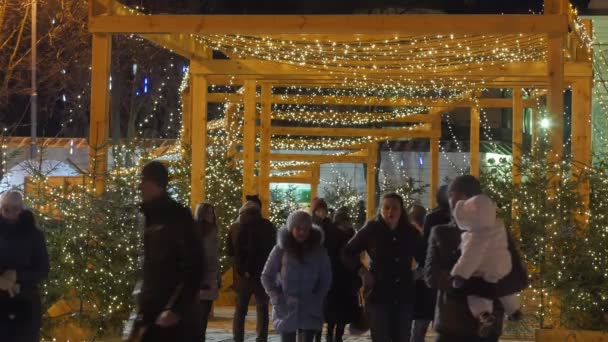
[
  {"xmin": 435, "ymin": 333, "xmax": 499, "ymax": 342},
  {"xmin": 410, "ymin": 320, "xmax": 431, "ymax": 342},
  {"xmin": 233, "ymin": 277, "xmax": 269, "ymax": 342},
  {"xmin": 281, "ymin": 329, "xmax": 318, "ymax": 342},
  {"xmin": 367, "ymin": 302, "xmax": 414, "ymax": 342},
  {"xmin": 199, "ymin": 300, "xmax": 213, "ymax": 342}
]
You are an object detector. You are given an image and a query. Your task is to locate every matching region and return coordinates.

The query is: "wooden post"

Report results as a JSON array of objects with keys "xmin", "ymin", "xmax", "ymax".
[
  {"xmin": 310, "ymin": 165, "xmax": 321, "ymax": 201},
  {"xmin": 225, "ymin": 102, "xmax": 238, "ymax": 159},
  {"xmin": 190, "ymin": 70, "xmax": 208, "ymax": 210},
  {"xmin": 571, "ymin": 77, "xmax": 592, "ymax": 226},
  {"xmin": 512, "ymin": 88, "xmax": 524, "ymax": 185},
  {"xmin": 470, "ymin": 107, "xmax": 480, "ymax": 177},
  {"xmin": 242, "ymin": 80, "xmax": 257, "ymax": 201},
  {"xmin": 546, "ymin": 0, "xmax": 565, "ymax": 162},
  {"xmin": 181, "ymin": 83, "xmax": 192, "ymax": 147},
  {"xmin": 259, "ymin": 83, "xmax": 272, "ymax": 218},
  {"xmin": 530, "ymin": 107, "xmax": 539, "ymax": 154},
  {"xmin": 430, "ymin": 137, "xmax": 439, "ymax": 208},
  {"xmin": 89, "ymin": 33, "xmax": 111, "ymax": 194},
  {"xmin": 366, "ymin": 144, "xmax": 378, "ymax": 220}
]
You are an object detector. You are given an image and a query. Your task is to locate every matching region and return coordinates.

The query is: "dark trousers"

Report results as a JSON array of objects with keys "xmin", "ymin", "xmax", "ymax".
[
  {"xmin": 141, "ymin": 303, "xmax": 202, "ymax": 342},
  {"xmin": 0, "ymin": 294, "xmax": 42, "ymax": 342},
  {"xmin": 327, "ymin": 321, "xmax": 346, "ymax": 342},
  {"xmin": 435, "ymin": 333, "xmax": 499, "ymax": 342},
  {"xmin": 410, "ymin": 320, "xmax": 431, "ymax": 342},
  {"xmin": 233, "ymin": 277, "xmax": 269, "ymax": 342},
  {"xmin": 367, "ymin": 302, "xmax": 413, "ymax": 342},
  {"xmin": 199, "ymin": 300, "xmax": 213, "ymax": 342},
  {"xmin": 281, "ymin": 329, "xmax": 318, "ymax": 342}
]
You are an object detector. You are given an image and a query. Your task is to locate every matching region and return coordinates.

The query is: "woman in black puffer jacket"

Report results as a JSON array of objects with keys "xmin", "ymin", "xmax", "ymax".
[{"xmin": 0, "ymin": 191, "xmax": 49, "ymax": 342}]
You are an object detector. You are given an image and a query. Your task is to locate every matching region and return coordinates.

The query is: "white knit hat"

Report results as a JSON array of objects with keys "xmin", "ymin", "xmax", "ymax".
[{"xmin": 286, "ymin": 210, "xmax": 312, "ymax": 231}]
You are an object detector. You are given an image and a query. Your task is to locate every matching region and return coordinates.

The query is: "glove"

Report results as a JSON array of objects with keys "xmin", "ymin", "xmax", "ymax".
[{"xmin": 0, "ymin": 270, "xmax": 17, "ymax": 297}]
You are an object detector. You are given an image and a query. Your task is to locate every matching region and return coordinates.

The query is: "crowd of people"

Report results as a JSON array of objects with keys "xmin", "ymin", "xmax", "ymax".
[{"xmin": 0, "ymin": 160, "xmax": 528, "ymax": 342}]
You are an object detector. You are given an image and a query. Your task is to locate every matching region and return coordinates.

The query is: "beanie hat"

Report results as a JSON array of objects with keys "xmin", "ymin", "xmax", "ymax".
[
  {"xmin": 449, "ymin": 175, "xmax": 482, "ymax": 198},
  {"xmin": 141, "ymin": 161, "xmax": 169, "ymax": 188},
  {"xmin": 333, "ymin": 209, "xmax": 351, "ymax": 227},
  {"xmin": 245, "ymin": 194, "xmax": 262, "ymax": 209},
  {"xmin": 286, "ymin": 210, "xmax": 313, "ymax": 232},
  {"xmin": 239, "ymin": 201, "xmax": 260, "ymax": 215},
  {"xmin": 311, "ymin": 197, "xmax": 328, "ymax": 214}
]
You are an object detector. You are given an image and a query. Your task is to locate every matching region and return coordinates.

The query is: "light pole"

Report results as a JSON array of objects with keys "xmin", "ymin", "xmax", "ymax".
[{"xmin": 30, "ymin": 0, "xmax": 37, "ymax": 159}]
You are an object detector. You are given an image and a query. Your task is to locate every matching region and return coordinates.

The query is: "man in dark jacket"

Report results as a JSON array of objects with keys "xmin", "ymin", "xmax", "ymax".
[
  {"xmin": 137, "ymin": 161, "xmax": 203, "ymax": 342},
  {"xmin": 424, "ymin": 176, "xmax": 504, "ymax": 342},
  {"xmin": 229, "ymin": 197, "xmax": 276, "ymax": 342}
]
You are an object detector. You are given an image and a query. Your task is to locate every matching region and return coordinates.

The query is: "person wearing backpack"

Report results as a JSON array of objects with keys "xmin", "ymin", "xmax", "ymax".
[{"xmin": 261, "ymin": 210, "xmax": 332, "ymax": 342}]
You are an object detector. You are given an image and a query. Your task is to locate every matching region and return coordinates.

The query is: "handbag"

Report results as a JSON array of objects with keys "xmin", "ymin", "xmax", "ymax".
[
  {"xmin": 496, "ymin": 229, "xmax": 529, "ymax": 297},
  {"xmin": 347, "ymin": 291, "xmax": 369, "ymax": 335}
]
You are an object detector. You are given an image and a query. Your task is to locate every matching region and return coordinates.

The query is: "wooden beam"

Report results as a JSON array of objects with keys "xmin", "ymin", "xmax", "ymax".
[
  {"xmin": 311, "ymin": 165, "xmax": 320, "ymax": 201},
  {"xmin": 89, "ymin": 14, "xmax": 568, "ymax": 35},
  {"xmin": 547, "ymin": 34, "xmax": 565, "ymax": 162},
  {"xmin": 89, "ymin": 33, "xmax": 112, "ymax": 194},
  {"xmin": 430, "ymin": 137, "xmax": 440, "ymax": 208},
  {"xmin": 270, "ymin": 125, "xmax": 438, "ymax": 138},
  {"xmin": 270, "ymin": 176, "xmax": 314, "ymax": 184},
  {"xmin": 267, "ymin": 153, "xmax": 367, "ymax": 164},
  {"xmin": 366, "ymin": 143, "xmax": 378, "ymax": 220},
  {"xmin": 512, "ymin": 88, "xmax": 523, "ymax": 185},
  {"xmin": 192, "ymin": 60, "xmax": 590, "ymax": 79},
  {"xmin": 259, "ymin": 84, "xmax": 272, "ymax": 218},
  {"xmin": 181, "ymin": 85, "xmax": 192, "ymax": 145},
  {"xmin": 242, "ymin": 80, "xmax": 257, "ymax": 200},
  {"xmin": 571, "ymin": 77, "xmax": 592, "ymax": 225},
  {"xmin": 190, "ymin": 72, "xmax": 208, "ymax": 209},
  {"xmin": 208, "ymin": 92, "xmax": 542, "ymax": 108},
  {"xmin": 470, "ymin": 106, "xmax": 480, "ymax": 177}
]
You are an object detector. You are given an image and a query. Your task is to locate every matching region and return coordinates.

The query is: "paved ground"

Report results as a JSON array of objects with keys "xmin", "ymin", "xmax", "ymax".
[{"xmin": 206, "ymin": 307, "xmax": 533, "ymax": 342}]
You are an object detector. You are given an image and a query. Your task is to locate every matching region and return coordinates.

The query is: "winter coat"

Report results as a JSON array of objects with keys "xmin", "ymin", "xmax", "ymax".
[
  {"xmin": 451, "ymin": 195, "xmax": 511, "ymax": 282},
  {"xmin": 199, "ymin": 222, "xmax": 220, "ymax": 301},
  {"xmin": 342, "ymin": 215, "xmax": 424, "ymax": 305},
  {"xmin": 227, "ymin": 215, "xmax": 276, "ymax": 281},
  {"xmin": 261, "ymin": 226, "xmax": 332, "ymax": 333},
  {"xmin": 324, "ymin": 225, "xmax": 359, "ymax": 324},
  {"xmin": 0, "ymin": 209, "xmax": 49, "ymax": 340},
  {"xmin": 413, "ymin": 205, "xmax": 451, "ymax": 320},
  {"xmin": 424, "ymin": 223, "xmax": 504, "ymax": 337},
  {"xmin": 138, "ymin": 196, "xmax": 203, "ymax": 325}
]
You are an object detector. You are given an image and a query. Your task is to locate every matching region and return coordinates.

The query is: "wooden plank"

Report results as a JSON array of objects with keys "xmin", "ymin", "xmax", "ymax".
[
  {"xmin": 547, "ymin": 34, "xmax": 564, "ymax": 163},
  {"xmin": 208, "ymin": 92, "xmax": 540, "ymax": 108},
  {"xmin": 430, "ymin": 137, "xmax": 440, "ymax": 208},
  {"xmin": 470, "ymin": 106, "xmax": 480, "ymax": 177},
  {"xmin": 366, "ymin": 143, "xmax": 378, "ymax": 220},
  {"xmin": 310, "ymin": 165, "xmax": 320, "ymax": 201},
  {"xmin": 259, "ymin": 84, "xmax": 272, "ymax": 218},
  {"xmin": 242, "ymin": 80, "xmax": 257, "ymax": 201},
  {"xmin": 270, "ymin": 125, "xmax": 438, "ymax": 138},
  {"xmin": 267, "ymin": 153, "xmax": 367, "ymax": 164},
  {"xmin": 571, "ymin": 77, "xmax": 592, "ymax": 226},
  {"xmin": 192, "ymin": 60, "xmax": 591, "ymax": 79},
  {"xmin": 190, "ymin": 73, "xmax": 208, "ymax": 209},
  {"xmin": 89, "ymin": 33, "xmax": 112, "ymax": 194},
  {"xmin": 89, "ymin": 14, "xmax": 568, "ymax": 35},
  {"xmin": 181, "ymin": 85, "xmax": 192, "ymax": 144},
  {"xmin": 270, "ymin": 176, "xmax": 314, "ymax": 184},
  {"xmin": 512, "ymin": 88, "xmax": 523, "ymax": 185}
]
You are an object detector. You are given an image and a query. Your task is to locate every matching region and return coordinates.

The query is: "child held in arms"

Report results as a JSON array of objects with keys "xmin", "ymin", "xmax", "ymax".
[{"xmin": 449, "ymin": 176, "xmax": 522, "ymax": 337}]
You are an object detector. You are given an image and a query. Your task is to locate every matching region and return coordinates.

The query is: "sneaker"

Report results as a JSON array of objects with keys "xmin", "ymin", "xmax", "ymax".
[
  {"xmin": 508, "ymin": 310, "xmax": 523, "ymax": 321},
  {"xmin": 478, "ymin": 312, "xmax": 496, "ymax": 338}
]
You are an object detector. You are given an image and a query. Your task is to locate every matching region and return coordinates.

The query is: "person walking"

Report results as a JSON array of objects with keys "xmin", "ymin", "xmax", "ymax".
[
  {"xmin": 195, "ymin": 203, "xmax": 220, "ymax": 342},
  {"xmin": 409, "ymin": 186, "xmax": 452, "ymax": 342},
  {"xmin": 0, "ymin": 191, "xmax": 49, "ymax": 342},
  {"xmin": 134, "ymin": 161, "xmax": 203, "ymax": 342},
  {"xmin": 310, "ymin": 197, "xmax": 332, "ymax": 342},
  {"xmin": 342, "ymin": 192, "xmax": 425, "ymax": 342},
  {"xmin": 229, "ymin": 196, "xmax": 276, "ymax": 342},
  {"xmin": 424, "ymin": 175, "xmax": 528, "ymax": 342},
  {"xmin": 324, "ymin": 209, "xmax": 360, "ymax": 342},
  {"xmin": 261, "ymin": 210, "xmax": 332, "ymax": 342}
]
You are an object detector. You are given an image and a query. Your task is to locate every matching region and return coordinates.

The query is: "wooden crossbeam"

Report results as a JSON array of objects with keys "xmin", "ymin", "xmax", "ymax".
[
  {"xmin": 269, "ymin": 176, "xmax": 314, "ymax": 184},
  {"xmin": 89, "ymin": 14, "xmax": 568, "ymax": 35},
  {"xmin": 208, "ymin": 93, "xmax": 540, "ymax": 108},
  {"xmin": 270, "ymin": 125, "xmax": 437, "ymax": 138},
  {"xmin": 192, "ymin": 61, "xmax": 591, "ymax": 79}
]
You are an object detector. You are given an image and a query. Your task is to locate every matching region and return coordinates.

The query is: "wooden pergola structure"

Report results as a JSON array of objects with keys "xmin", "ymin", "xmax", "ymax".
[{"xmin": 87, "ymin": 0, "xmax": 593, "ymax": 219}]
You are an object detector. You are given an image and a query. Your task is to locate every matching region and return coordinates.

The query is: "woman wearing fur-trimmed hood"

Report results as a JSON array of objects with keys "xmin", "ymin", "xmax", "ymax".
[{"xmin": 261, "ymin": 210, "xmax": 332, "ymax": 342}]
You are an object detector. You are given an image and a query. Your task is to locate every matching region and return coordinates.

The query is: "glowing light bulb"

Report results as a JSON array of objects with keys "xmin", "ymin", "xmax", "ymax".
[{"xmin": 540, "ymin": 118, "xmax": 551, "ymax": 129}]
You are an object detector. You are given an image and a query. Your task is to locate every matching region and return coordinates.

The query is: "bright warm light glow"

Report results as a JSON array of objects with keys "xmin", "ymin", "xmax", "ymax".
[{"xmin": 540, "ymin": 118, "xmax": 551, "ymax": 129}]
